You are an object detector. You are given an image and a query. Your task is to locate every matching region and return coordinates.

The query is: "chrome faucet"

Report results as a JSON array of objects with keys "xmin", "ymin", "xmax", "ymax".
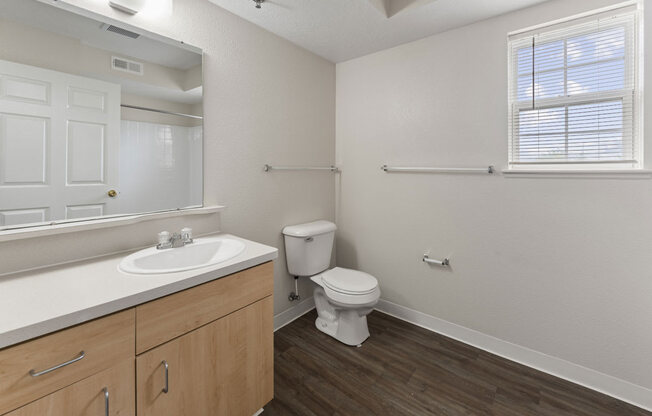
[{"xmin": 157, "ymin": 228, "xmax": 193, "ymax": 250}]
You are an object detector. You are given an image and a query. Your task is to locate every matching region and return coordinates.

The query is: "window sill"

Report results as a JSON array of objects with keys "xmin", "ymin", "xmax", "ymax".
[{"xmin": 502, "ymin": 169, "xmax": 652, "ymax": 179}]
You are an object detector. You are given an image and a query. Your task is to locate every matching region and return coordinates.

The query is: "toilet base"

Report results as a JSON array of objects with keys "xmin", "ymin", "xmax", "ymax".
[
  {"xmin": 315, "ymin": 316, "xmax": 339, "ymax": 339},
  {"xmin": 313, "ymin": 287, "xmax": 375, "ymax": 346}
]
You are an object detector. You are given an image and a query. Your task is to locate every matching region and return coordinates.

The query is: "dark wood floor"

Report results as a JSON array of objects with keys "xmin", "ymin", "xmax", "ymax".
[{"xmin": 264, "ymin": 310, "xmax": 651, "ymax": 416}]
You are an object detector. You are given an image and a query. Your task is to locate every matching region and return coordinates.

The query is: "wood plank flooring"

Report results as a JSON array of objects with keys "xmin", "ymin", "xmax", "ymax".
[{"xmin": 264, "ymin": 310, "xmax": 650, "ymax": 416}]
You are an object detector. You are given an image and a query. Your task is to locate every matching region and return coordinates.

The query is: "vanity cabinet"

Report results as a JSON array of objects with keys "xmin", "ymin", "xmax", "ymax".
[
  {"xmin": 0, "ymin": 262, "xmax": 274, "ymax": 416},
  {"xmin": 135, "ymin": 261, "xmax": 274, "ymax": 416},
  {"xmin": 136, "ymin": 296, "xmax": 273, "ymax": 416}
]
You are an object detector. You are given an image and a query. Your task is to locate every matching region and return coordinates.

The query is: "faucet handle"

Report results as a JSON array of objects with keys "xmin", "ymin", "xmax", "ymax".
[
  {"xmin": 181, "ymin": 227, "xmax": 193, "ymax": 243},
  {"xmin": 158, "ymin": 231, "xmax": 170, "ymax": 245}
]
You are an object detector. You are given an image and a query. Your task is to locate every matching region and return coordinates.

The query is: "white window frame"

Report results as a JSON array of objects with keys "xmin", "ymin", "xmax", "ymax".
[{"xmin": 507, "ymin": 3, "xmax": 643, "ymax": 171}]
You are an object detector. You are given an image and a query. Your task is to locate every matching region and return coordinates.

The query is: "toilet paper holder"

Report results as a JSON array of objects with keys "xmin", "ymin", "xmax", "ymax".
[{"xmin": 423, "ymin": 254, "xmax": 450, "ymax": 267}]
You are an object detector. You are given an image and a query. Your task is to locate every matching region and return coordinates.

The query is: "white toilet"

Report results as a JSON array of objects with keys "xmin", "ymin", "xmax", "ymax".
[{"xmin": 283, "ymin": 220, "xmax": 380, "ymax": 346}]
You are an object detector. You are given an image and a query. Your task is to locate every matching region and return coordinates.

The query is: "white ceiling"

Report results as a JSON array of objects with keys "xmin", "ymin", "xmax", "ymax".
[{"xmin": 209, "ymin": 0, "xmax": 553, "ymax": 63}]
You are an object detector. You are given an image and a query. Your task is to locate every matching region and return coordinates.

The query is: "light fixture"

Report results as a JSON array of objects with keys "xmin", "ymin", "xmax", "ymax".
[
  {"xmin": 253, "ymin": 0, "xmax": 264, "ymax": 9},
  {"xmin": 109, "ymin": 0, "xmax": 147, "ymax": 15}
]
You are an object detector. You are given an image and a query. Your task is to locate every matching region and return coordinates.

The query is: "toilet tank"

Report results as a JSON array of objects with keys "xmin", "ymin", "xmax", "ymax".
[{"xmin": 282, "ymin": 220, "xmax": 337, "ymax": 277}]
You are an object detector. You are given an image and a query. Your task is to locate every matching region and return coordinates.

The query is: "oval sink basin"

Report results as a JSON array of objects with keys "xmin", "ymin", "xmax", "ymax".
[{"xmin": 119, "ymin": 236, "xmax": 246, "ymax": 274}]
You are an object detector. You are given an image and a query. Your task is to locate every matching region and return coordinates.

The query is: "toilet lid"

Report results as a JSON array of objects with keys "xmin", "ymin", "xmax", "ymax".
[{"xmin": 322, "ymin": 267, "xmax": 378, "ymax": 295}]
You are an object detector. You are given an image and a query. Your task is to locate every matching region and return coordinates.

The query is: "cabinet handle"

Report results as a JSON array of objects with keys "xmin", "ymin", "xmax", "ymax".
[
  {"xmin": 29, "ymin": 351, "xmax": 85, "ymax": 377},
  {"xmin": 103, "ymin": 387, "xmax": 109, "ymax": 416},
  {"xmin": 161, "ymin": 360, "xmax": 169, "ymax": 393}
]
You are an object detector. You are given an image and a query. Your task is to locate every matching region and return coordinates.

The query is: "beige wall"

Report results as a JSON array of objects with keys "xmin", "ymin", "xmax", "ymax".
[
  {"xmin": 336, "ymin": 0, "xmax": 652, "ymax": 392},
  {"xmin": 0, "ymin": 0, "xmax": 336, "ymax": 318}
]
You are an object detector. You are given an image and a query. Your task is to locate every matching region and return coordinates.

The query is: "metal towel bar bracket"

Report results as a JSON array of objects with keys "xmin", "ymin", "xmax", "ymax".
[{"xmin": 423, "ymin": 255, "xmax": 450, "ymax": 267}]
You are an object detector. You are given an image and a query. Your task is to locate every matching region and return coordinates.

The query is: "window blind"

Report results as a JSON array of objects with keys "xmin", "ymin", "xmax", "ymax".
[{"xmin": 508, "ymin": 8, "xmax": 641, "ymax": 167}]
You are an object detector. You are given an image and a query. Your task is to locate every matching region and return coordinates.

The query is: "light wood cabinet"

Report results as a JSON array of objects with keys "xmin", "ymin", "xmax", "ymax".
[
  {"xmin": 0, "ymin": 310, "xmax": 135, "ymax": 415},
  {"xmin": 136, "ymin": 296, "xmax": 274, "ymax": 416},
  {"xmin": 5, "ymin": 360, "xmax": 135, "ymax": 416},
  {"xmin": 135, "ymin": 261, "xmax": 274, "ymax": 354},
  {"xmin": 0, "ymin": 262, "xmax": 274, "ymax": 416}
]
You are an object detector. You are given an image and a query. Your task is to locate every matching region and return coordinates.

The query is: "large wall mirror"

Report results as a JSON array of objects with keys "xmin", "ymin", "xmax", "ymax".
[{"xmin": 0, "ymin": 0, "xmax": 203, "ymax": 231}]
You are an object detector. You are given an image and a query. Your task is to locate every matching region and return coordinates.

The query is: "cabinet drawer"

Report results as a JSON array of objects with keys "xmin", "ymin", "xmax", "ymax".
[
  {"xmin": 6, "ymin": 359, "xmax": 135, "ymax": 416},
  {"xmin": 136, "ymin": 262, "xmax": 273, "ymax": 354},
  {"xmin": 0, "ymin": 309, "xmax": 135, "ymax": 415}
]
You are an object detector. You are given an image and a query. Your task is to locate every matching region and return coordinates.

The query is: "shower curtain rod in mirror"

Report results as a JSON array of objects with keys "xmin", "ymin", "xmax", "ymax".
[{"xmin": 120, "ymin": 104, "xmax": 203, "ymax": 120}]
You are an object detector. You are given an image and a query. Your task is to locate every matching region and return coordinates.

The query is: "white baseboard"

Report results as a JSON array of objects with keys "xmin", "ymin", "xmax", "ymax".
[
  {"xmin": 375, "ymin": 299, "xmax": 652, "ymax": 412},
  {"xmin": 274, "ymin": 297, "xmax": 316, "ymax": 332}
]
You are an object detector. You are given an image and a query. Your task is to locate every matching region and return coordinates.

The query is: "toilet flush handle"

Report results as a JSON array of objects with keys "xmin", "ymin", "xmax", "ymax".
[{"xmin": 305, "ymin": 237, "xmax": 314, "ymax": 242}]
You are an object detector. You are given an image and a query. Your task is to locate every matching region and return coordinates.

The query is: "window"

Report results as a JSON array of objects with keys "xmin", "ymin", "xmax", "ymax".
[{"xmin": 508, "ymin": 5, "xmax": 642, "ymax": 169}]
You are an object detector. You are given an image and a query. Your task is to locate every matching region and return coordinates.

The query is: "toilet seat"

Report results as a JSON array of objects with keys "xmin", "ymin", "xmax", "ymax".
[
  {"xmin": 322, "ymin": 267, "xmax": 378, "ymax": 295},
  {"xmin": 311, "ymin": 267, "xmax": 381, "ymax": 306}
]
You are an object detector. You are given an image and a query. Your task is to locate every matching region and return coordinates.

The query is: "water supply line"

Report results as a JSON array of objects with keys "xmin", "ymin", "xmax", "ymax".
[{"xmin": 288, "ymin": 276, "xmax": 300, "ymax": 302}]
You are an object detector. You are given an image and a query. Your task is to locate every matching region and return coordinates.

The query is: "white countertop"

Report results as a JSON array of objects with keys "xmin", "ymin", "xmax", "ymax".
[{"xmin": 0, "ymin": 233, "xmax": 278, "ymax": 349}]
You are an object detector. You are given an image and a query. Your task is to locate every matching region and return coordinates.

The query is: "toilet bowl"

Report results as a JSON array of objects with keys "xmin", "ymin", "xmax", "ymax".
[
  {"xmin": 311, "ymin": 267, "xmax": 380, "ymax": 346},
  {"xmin": 282, "ymin": 220, "xmax": 381, "ymax": 346}
]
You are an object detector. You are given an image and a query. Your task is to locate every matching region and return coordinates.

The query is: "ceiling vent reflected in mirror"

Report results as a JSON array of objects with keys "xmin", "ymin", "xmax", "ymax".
[{"xmin": 111, "ymin": 56, "xmax": 144, "ymax": 75}]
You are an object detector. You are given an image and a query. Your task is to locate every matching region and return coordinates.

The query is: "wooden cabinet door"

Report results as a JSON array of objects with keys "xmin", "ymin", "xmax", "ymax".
[
  {"xmin": 136, "ymin": 296, "xmax": 273, "ymax": 416},
  {"xmin": 0, "ymin": 309, "xmax": 135, "ymax": 415},
  {"xmin": 6, "ymin": 359, "xmax": 135, "ymax": 416}
]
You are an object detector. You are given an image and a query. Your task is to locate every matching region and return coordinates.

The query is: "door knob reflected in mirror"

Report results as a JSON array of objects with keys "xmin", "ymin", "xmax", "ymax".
[{"xmin": 107, "ymin": 190, "xmax": 118, "ymax": 198}]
